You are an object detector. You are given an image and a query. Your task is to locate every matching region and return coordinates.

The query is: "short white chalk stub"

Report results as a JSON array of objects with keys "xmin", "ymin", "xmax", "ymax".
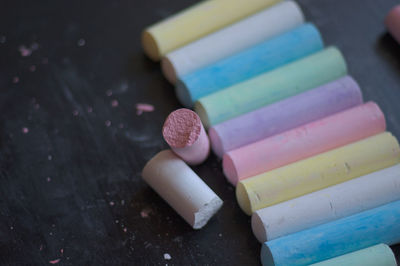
[{"xmin": 142, "ymin": 150, "xmax": 223, "ymax": 229}]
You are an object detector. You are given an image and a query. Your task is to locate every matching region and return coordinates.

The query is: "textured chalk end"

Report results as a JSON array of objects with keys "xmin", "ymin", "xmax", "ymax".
[
  {"xmin": 161, "ymin": 56, "xmax": 177, "ymax": 84},
  {"xmin": 236, "ymin": 182, "xmax": 252, "ymax": 215},
  {"xmin": 142, "ymin": 30, "xmax": 160, "ymax": 61},
  {"xmin": 193, "ymin": 196, "xmax": 223, "ymax": 229},
  {"xmin": 209, "ymin": 127, "xmax": 224, "ymax": 158},
  {"xmin": 223, "ymin": 153, "xmax": 239, "ymax": 186},
  {"xmin": 251, "ymin": 212, "xmax": 268, "ymax": 243},
  {"xmin": 385, "ymin": 5, "xmax": 400, "ymax": 43},
  {"xmin": 260, "ymin": 243, "xmax": 275, "ymax": 266},
  {"xmin": 194, "ymin": 100, "xmax": 211, "ymax": 129},
  {"xmin": 163, "ymin": 109, "xmax": 201, "ymax": 148},
  {"xmin": 175, "ymin": 80, "xmax": 193, "ymax": 107}
]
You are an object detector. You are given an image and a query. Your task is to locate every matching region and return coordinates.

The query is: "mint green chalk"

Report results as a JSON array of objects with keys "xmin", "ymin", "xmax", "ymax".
[
  {"xmin": 310, "ymin": 244, "xmax": 397, "ymax": 266},
  {"xmin": 195, "ymin": 47, "xmax": 347, "ymax": 128}
]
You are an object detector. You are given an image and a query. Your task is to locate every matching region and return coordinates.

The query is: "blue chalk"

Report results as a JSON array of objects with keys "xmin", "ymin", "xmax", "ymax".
[
  {"xmin": 260, "ymin": 200, "xmax": 400, "ymax": 266},
  {"xmin": 175, "ymin": 23, "xmax": 324, "ymax": 107}
]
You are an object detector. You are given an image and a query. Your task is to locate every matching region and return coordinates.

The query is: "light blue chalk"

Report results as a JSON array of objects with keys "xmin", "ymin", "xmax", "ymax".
[
  {"xmin": 176, "ymin": 23, "xmax": 324, "ymax": 107},
  {"xmin": 261, "ymin": 200, "xmax": 400, "ymax": 266}
]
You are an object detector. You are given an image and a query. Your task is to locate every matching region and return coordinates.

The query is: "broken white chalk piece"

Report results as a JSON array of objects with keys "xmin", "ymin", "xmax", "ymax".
[
  {"xmin": 163, "ymin": 108, "xmax": 210, "ymax": 165},
  {"xmin": 142, "ymin": 150, "xmax": 223, "ymax": 229}
]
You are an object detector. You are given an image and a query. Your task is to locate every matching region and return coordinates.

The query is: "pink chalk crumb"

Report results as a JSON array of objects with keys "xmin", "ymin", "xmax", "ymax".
[
  {"xmin": 87, "ymin": 106, "xmax": 93, "ymax": 113},
  {"xmin": 72, "ymin": 110, "xmax": 79, "ymax": 116},
  {"xmin": 13, "ymin": 77, "xmax": 19, "ymax": 83},
  {"xmin": 105, "ymin": 120, "xmax": 111, "ymax": 127},
  {"xmin": 118, "ymin": 123, "xmax": 124, "ymax": 129},
  {"xmin": 140, "ymin": 208, "xmax": 152, "ymax": 218},
  {"xmin": 47, "ymin": 177, "xmax": 51, "ymax": 182},
  {"xmin": 40, "ymin": 245, "xmax": 43, "ymax": 251},
  {"xmin": 136, "ymin": 103, "xmax": 154, "ymax": 115},
  {"xmin": 29, "ymin": 65, "xmax": 36, "ymax": 72},
  {"xmin": 106, "ymin": 89, "xmax": 112, "ymax": 96},
  {"xmin": 60, "ymin": 248, "xmax": 64, "ymax": 255},
  {"xmin": 49, "ymin": 259, "xmax": 60, "ymax": 264},
  {"xmin": 22, "ymin": 127, "xmax": 29, "ymax": 134},
  {"xmin": 42, "ymin": 57, "xmax": 49, "ymax": 64},
  {"xmin": 123, "ymin": 227, "xmax": 127, "ymax": 233},
  {"xmin": 162, "ymin": 109, "xmax": 201, "ymax": 148},
  {"xmin": 77, "ymin": 38, "xmax": 86, "ymax": 46},
  {"xmin": 19, "ymin": 45, "xmax": 32, "ymax": 57},
  {"xmin": 111, "ymin": 99, "xmax": 119, "ymax": 107},
  {"xmin": 109, "ymin": 201, "xmax": 115, "ymax": 206},
  {"xmin": 34, "ymin": 103, "xmax": 40, "ymax": 110}
]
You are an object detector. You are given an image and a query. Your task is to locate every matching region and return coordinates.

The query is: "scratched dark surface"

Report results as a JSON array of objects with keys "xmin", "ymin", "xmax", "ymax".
[{"xmin": 0, "ymin": 0, "xmax": 400, "ymax": 265}]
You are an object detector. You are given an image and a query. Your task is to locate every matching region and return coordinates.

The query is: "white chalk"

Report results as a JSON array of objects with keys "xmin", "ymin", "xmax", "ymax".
[
  {"xmin": 251, "ymin": 164, "xmax": 400, "ymax": 243},
  {"xmin": 142, "ymin": 150, "xmax": 223, "ymax": 229},
  {"xmin": 161, "ymin": 1, "xmax": 304, "ymax": 83}
]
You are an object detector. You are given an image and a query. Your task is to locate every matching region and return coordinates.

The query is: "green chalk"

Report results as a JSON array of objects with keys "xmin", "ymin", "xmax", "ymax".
[
  {"xmin": 310, "ymin": 244, "xmax": 397, "ymax": 266},
  {"xmin": 195, "ymin": 47, "xmax": 347, "ymax": 128}
]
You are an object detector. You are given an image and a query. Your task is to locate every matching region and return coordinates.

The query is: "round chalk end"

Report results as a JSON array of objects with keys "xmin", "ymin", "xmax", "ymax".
[
  {"xmin": 236, "ymin": 182, "xmax": 252, "ymax": 216},
  {"xmin": 385, "ymin": 5, "xmax": 400, "ymax": 28},
  {"xmin": 163, "ymin": 108, "xmax": 202, "ymax": 148},
  {"xmin": 141, "ymin": 30, "xmax": 160, "ymax": 61},
  {"xmin": 223, "ymin": 153, "xmax": 239, "ymax": 186},
  {"xmin": 251, "ymin": 212, "xmax": 268, "ymax": 243},
  {"xmin": 161, "ymin": 56, "xmax": 177, "ymax": 84},
  {"xmin": 208, "ymin": 127, "xmax": 224, "ymax": 158},
  {"xmin": 175, "ymin": 80, "xmax": 193, "ymax": 108},
  {"xmin": 260, "ymin": 243, "xmax": 275, "ymax": 266},
  {"xmin": 194, "ymin": 100, "xmax": 211, "ymax": 129}
]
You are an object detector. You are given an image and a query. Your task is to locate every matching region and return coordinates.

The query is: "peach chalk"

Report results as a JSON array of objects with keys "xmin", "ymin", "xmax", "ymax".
[
  {"xmin": 163, "ymin": 109, "xmax": 210, "ymax": 165},
  {"xmin": 224, "ymin": 102, "xmax": 386, "ymax": 185},
  {"xmin": 385, "ymin": 5, "xmax": 400, "ymax": 43}
]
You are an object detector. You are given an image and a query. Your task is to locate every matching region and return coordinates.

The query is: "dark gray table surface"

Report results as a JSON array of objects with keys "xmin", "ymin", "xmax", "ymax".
[{"xmin": 1, "ymin": 0, "xmax": 399, "ymax": 265}]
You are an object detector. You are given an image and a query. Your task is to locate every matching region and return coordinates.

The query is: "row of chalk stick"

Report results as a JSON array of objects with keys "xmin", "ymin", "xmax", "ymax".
[{"xmin": 141, "ymin": 0, "xmax": 400, "ymax": 265}]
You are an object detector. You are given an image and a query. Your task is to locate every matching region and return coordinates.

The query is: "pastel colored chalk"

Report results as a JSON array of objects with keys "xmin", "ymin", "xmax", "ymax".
[
  {"xmin": 142, "ymin": 150, "xmax": 223, "ymax": 229},
  {"xmin": 236, "ymin": 132, "xmax": 400, "ymax": 215},
  {"xmin": 142, "ymin": 0, "xmax": 281, "ymax": 61},
  {"xmin": 162, "ymin": 109, "xmax": 210, "ymax": 165},
  {"xmin": 195, "ymin": 47, "xmax": 347, "ymax": 128},
  {"xmin": 252, "ymin": 164, "xmax": 400, "ymax": 242},
  {"xmin": 261, "ymin": 200, "xmax": 400, "ymax": 266},
  {"xmin": 209, "ymin": 75, "xmax": 363, "ymax": 158},
  {"xmin": 309, "ymin": 244, "xmax": 397, "ymax": 266},
  {"xmin": 176, "ymin": 23, "xmax": 324, "ymax": 107},
  {"xmin": 385, "ymin": 5, "xmax": 400, "ymax": 44},
  {"xmin": 162, "ymin": 1, "xmax": 305, "ymax": 84},
  {"xmin": 224, "ymin": 102, "xmax": 385, "ymax": 185}
]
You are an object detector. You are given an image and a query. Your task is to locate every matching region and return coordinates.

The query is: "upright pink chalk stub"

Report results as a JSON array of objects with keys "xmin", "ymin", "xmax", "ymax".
[
  {"xmin": 163, "ymin": 108, "xmax": 210, "ymax": 165},
  {"xmin": 385, "ymin": 5, "xmax": 400, "ymax": 43}
]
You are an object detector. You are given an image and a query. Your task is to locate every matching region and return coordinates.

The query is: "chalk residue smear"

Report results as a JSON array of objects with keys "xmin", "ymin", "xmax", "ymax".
[
  {"xmin": 162, "ymin": 109, "xmax": 201, "ymax": 148},
  {"xmin": 136, "ymin": 103, "xmax": 154, "ymax": 115}
]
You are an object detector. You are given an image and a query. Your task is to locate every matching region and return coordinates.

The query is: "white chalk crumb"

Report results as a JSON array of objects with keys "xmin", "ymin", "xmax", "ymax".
[
  {"xmin": 163, "ymin": 253, "xmax": 172, "ymax": 260},
  {"xmin": 22, "ymin": 127, "xmax": 29, "ymax": 134},
  {"xmin": 13, "ymin": 76, "xmax": 19, "ymax": 83},
  {"xmin": 105, "ymin": 120, "xmax": 111, "ymax": 127},
  {"xmin": 77, "ymin": 38, "xmax": 86, "ymax": 46},
  {"xmin": 121, "ymin": 199, "xmax": 125, "ymax": 205},
  {"xmin": 34, "ymin": 103, "xmax": 40, "ymax": 110},
  {"xmin": 46, "ymin": 177, "xmax": 51, "ymax": 182},
  {"xmin": 115, "ymin": 220, "xmax": 119, "ymax": 224},
  {"xmin": 48, "ymin": 155, "xmax": 52, "ymax": 160},
  {"xmin": 10, "ymin": 226, "xmax": 14, "ymax": 230},
  {"xmin": 109, "ymin": 201, "xmax": 115, "ymax": 206},
  {"xmin": 106, "ymin": 89, "xmax": 112, "ymax": 96},
  {"xmin": 0, "ymin": 36, "xmax": 6, "ymax": 44},
  {"xmin": 218, "ymin": 233, "xmax": 222, "ymax": 237}
]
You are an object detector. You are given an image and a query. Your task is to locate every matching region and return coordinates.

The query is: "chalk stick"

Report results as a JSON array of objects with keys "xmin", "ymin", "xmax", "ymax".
[
  {"xmin": 252, "ymin": 164, "xmax": 400, "ymax": 242},
  {"xmin": 224, "ymin": 102, "xmax": 385, "ymax": 185},
  {"xmin": 142, "ymin": 150, "xmax": 223, "ymax": 229},
  {"xmin": 176, "ymin": 23, "xmax": 324, "ymax": 107},
  {"xmin": 162, "ymin": 1, "xmax": 305, "ymax": 84},
  {"xmin": 236, "ymin": 132, "xmax": 400, "ymax": 215},
  {"xmin": 142, "ymin": 0, "xmax": 281, "ymax": 61},
  {"xmin": 195, "ymin": 47, "xmax": 347, "ymax": 128},
  {"xmin": 209, "ymin": 75, "xmax": 363, "ymax": 158},
  {"xmin": 162, "ymin": 109, "xmax": 210, "ymax": 165},
  {"xmin": 261, "ymin": 200, "xmax": 400, "ymax": 266},
  {"xmin": 309, "ymin": 244, "xmax": 397, "ymax": 266},
  {"xmin": 385, "ymin": 5, "xmax": 400, "ymax": 44}
]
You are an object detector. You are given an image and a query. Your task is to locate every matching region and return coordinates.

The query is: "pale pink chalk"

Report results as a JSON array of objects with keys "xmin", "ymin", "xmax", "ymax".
[
  {"xmin": 162, "ymin": 108, "xmax": 210, "ymax": 165},
  {"xmin": 19, "ymin": 45, "xmax": 32, "ymax": 57},
  {"xmin": 136, "ymin": 103, "xmax": 154, "ymax": 115},
  {"xmin": 223, "ymin": 102, "xmax": 386, "ymax": 185},
  {"xmin": 49, "ymin": 259, "xmax": 60, "ymax": 264},
  {"xmin": 385, "ymin": 5, "xmax": 400, "ymax": 43}
]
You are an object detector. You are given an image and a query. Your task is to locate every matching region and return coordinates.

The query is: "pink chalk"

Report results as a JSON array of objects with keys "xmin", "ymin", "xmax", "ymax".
[
  {"xmin": 163, "ymin": 109, "xmax": 210, "ymax": 165},
  {"xmin": 223, "ymin": 102, "xmax": 386, "ymax": 185},
  {"xmin": 385, "ymin": 5, "xmax": 400, "ymax": 43}
]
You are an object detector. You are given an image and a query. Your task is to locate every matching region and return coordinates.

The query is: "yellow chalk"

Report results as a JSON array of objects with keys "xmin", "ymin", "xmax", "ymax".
[
  {"xmin": 236, "ymin": 132, "xmax": 400, "ymax": 215},
  {"xmin": 142, "ymin": 0, "xmax": 281, "ymax": 61}
]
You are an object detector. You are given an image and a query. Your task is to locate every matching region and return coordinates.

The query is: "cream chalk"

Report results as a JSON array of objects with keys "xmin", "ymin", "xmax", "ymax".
[
  {"xmin": 142, "ymin": 150, "xmax": 223, "ymax": 229},
  {"xmin": 163, "ymin": 109, "xmax": 210, "ymax": 165}
]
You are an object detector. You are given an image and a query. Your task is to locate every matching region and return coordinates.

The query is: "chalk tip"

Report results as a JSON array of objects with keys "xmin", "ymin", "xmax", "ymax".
[
  {"xmin": 194, "ymin": 100, "xmax": 211, "ymax": 129},
  {"xmin": 161, "ymin": 56, "xmax": 177, "ymax": 84},
  {"xmin": 175, "ymin": 80, "xmax": 193, "ymax": 107},
  {"xmin": 222, "ymin": 153, "xmax": 239, "ymax": 186},
  {"xmin": 141, "ymin": 30, "xmax": 160, "ymax": 61},
  {"xmin": 192, "ymin": 196, "xmax": 223, "ymax": 229},
  {"xmin": 209, "ymin": 127, "xmax": 224, "ymax": 158},
  {"xmin": 251, "ymin": 212, "xmax": 268, "ymax": 243},
  {"xmin": 236, "ymin": 181, "xmax": 252, "ymax": 216},
  {"xmin": 260, "ymin": 243, "xmax": 275, "ymax": 266}
]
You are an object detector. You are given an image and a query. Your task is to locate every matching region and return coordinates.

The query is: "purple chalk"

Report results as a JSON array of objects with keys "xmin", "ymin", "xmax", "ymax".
[{"xmin": 209, "ymin": 76, "xmax": 363, "ymax": 158}]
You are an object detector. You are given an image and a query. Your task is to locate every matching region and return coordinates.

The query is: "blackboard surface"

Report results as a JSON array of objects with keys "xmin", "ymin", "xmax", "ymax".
[{"xmin": 1, "ymin": 0, "xmax": 400, "ymax": 265}]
